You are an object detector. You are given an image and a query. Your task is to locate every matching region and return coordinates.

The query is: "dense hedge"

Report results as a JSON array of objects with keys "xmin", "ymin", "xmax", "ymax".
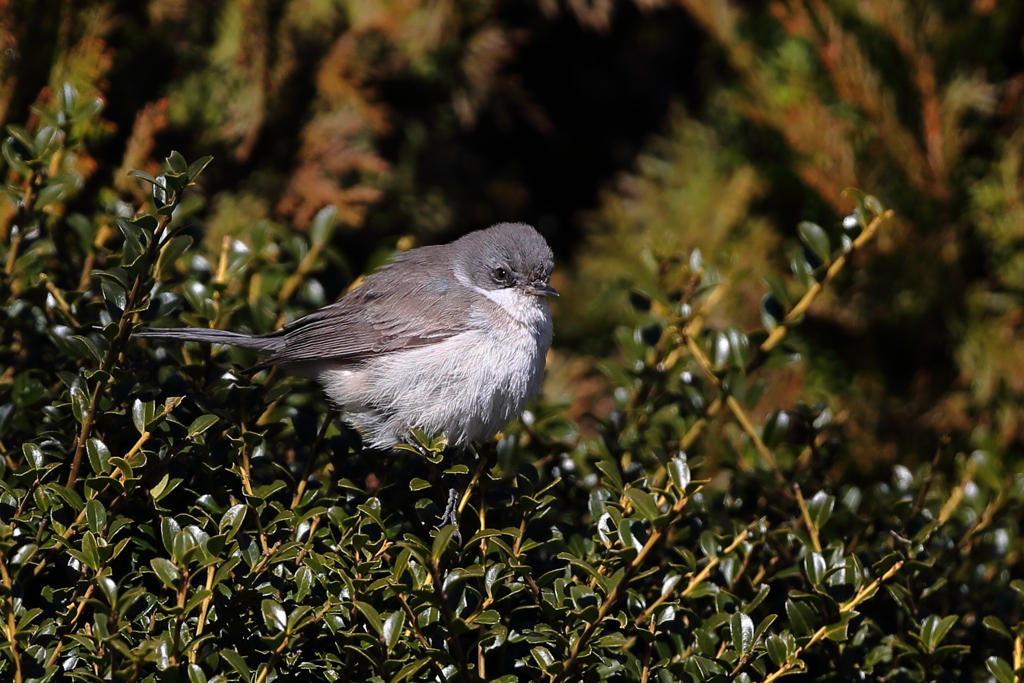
[{"xmin": 2, "ymin": 87, "xmax": 1024, "ymax": 683}]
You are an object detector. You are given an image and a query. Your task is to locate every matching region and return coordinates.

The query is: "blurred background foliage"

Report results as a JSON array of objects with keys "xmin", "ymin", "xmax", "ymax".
[{"xmin": 4, "ymin": 0, "xmax": 1024, "ymax": 681}]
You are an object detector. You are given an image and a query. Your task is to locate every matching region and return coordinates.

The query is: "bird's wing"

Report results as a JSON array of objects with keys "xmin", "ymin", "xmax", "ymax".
[{"xmin": 258, "ymin": 250, "xmax": 474, "ymax": 367}]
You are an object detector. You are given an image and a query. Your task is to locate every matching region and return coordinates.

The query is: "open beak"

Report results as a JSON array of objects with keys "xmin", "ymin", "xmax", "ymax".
[{"xmin": 525, "ymin": 283, "xmax": 559, "ymax": 297}]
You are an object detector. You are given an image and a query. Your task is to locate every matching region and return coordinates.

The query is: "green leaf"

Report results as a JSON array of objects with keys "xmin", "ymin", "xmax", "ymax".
[
  {"xmin": 355, "ymin": 601, "xmax": 383, "ymax": 636},
  {"xmin": 6, "ymin": 125, "xmax": 34, "ymax": 152},
  {"xmin": 753, "ymin": 613, "xmax": 777, "ymax": 644},
  {"xmin": 626, "ymin": 488, "xmax": 660, "ymax": 521},
  {"xmin": 80, "ymin": 532, "xmax": 101, "ymax": 571},
  {"xmin": 219, "ymin": 504, "xmax": 247, "ymax": 541},
  {"xmin": 982, "ymin": 615, "xmax": 1013, "ymax": 640},
  {"xmin": 309, "ymin": 205, "xmax": 339, "ymax": 246},
  {"xmin": 807, "ymin": 492, "xmax": 835, "ymax": 530},
  {"xmin": 161, "ymin": 518, "xmax": 181, "ymax": 557},
  {"xmin": 474, "ymin": 609, "xmax": 500, "ymax": 625},
  {"xmin": 785, "ymin": 599, "xmax": 815, "ymax": 635},
  {"xmin": 2, "ymin": 138, "xmax": 31, "ymax": 176},
  {"xmin": 763, "ymin": 410, "xmax": 791, "ymax": 448},
  {"xmin": 188, "ymin": 414, "xmax": 219, "ymax": 438},
  {"xmin": 22, "ymin": 443, "xmax": 45, "ymax": 469},
  {"xmin": 132, "ymin": 399, "xmax": 155, "ymax": 434},
  {"xmin": 219, "ymin": 649, "xmax": 251, "ymax": 678},
  {"xmin": 864, "ymin": 195, "xmax": 884, "ymax": 215},
  {"xmin": 70, "ymin": 377, "xmax": 90, "ymax": 424},
  {"xmin": 618, "ymin": 517, "xmax": 642, "ymax": 553},
  {"xmin": 152, "ymin": 175, "xmax": 171, "ymax": 207},
  {"xmin": 668, "ymin": 455, "xmax": 690, "ymax": 492},
  {"xmin": 760, "ymin": 293, "xmax": 784, "ymax": 331},
  {"xmin": 186, "ymin": 155, "xmax": 214, "ymax": 181},
  {"xmin": 166, "ymin": 150, "xmax": 188, "ymax": 174},
  {"xmin": 698, "ymin": 531, "xmax": 720, "ymax": 558},
  {"xmin": 432, "ymin": 525, "xmax": 459, "ymax": 560},
  {"xmin": 791, "ymin": 250, "xmax": 814, "ymax": 289},
  {"xmin": 530, "ymin": 646, "xmax": 556, "ymax": 672},
  {"xmin": 262, "ymin": 599, "xmax": 287, "ymax": 632},
  {"xmin": 85, "ymin": 439, "xmax": 111, "ymax": 476},
  {"xmin": 100, "ymin": 278, "xmax": 127, "ymax": 315},
  {"xmin": 986, "ymin": 656, "xmax": 1014, "ymax": 683},
  {"xmin": 389, "ymin": 658, "xmax": 429, "ymax": 683},
  {"xmin": 731, "ymin": 611, "xmax": 754, "ymax": 654},
  {"xmin": 158, "ymin": 234, "xmax": 193, "ymax": 277},
  {"xmin": 798, "ymin": 221, "xmax": 831, "ymax": 264},
  {"xmin": 35, "ymin": 178, "xmax": 75, "ymax": 208},
  {"xmin": 187, "ymin": 664, "xmax": 206, "ymax": 683},
  {"xmin": 382, "ymin": 610, "xmax": 405, "ymax": 652},
  {"xmin": 128, "ymin": 169, "xmax": 157, "ymax": 185},
  {"xmin": 85, "ymin": 499, "xmax": 107, "ymax": 534},
  {"xmin": 919, "ymin": 614, "xmax": 957, "ymax": 652},
  {"xmin": 766, "ymin": 633, "xmax": 792, "ymax": 667},
  {"xmin": 117, "ymin": 218, "xmax": 146, "ymax": 267},
  {"xmin": 151, "ymin": 558, "xmax": 180, "ymax": 590},
  {"xmin": 763, "ymin": 272, "xmax": 791, "ymax": 309},
  {"xmin": 803, "ymin": 552, "xmax": 826, "ymax": 587},
  {"xmin": 10, "ymin": 544, "xmax": 38, "ymax": 567},
  {"xmin": 824, "ymin": 612, "xmax": 853, "ymax": 642},
  {"xmin": 595, "ymin": 457, "xmax": 624, "ymax": 493}
]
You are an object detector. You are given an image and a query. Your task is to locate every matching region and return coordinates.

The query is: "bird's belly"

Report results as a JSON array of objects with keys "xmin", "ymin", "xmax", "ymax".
[{"xmin": 317, "ymin": 321, "xmax": 551, "ymax": 448}]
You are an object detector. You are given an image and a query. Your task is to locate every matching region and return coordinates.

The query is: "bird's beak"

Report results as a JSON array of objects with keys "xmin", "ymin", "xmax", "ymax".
[{"xmin": 525, "ymin": 283, "xmax": 559, "ymax": 297}]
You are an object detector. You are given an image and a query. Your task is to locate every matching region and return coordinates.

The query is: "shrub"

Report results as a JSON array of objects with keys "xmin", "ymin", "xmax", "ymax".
[{"xmin": 2, "ymin": 87, "xmax": 1023, "ymax": 683}]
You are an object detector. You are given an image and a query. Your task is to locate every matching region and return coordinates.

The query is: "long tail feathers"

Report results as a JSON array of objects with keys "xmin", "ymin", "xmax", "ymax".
[{"xmin": 134, "ymin": 327, "xmax": 281, "ymax": 353}]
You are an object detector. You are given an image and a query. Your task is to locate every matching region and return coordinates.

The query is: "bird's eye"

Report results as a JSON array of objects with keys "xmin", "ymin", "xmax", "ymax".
[{"xmin": 492, "ymin": 266, "xmax": 509, "ymax": 283}]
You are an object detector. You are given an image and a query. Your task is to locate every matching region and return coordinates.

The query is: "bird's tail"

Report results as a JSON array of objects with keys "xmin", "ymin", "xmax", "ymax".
[{"xmin": 134, "ymin": 327, "xmax": 282, "ymax": 354}]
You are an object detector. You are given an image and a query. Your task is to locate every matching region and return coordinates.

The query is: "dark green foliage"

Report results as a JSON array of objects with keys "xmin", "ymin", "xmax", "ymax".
[{"xmin": 3, "ymin": 91, "xmax": 1024, "ymax": 682}]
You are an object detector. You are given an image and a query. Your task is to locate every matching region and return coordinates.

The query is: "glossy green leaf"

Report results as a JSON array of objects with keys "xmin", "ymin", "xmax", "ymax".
[
  {"xmin": 798, "ymin": 221, "xmax": 831, "ymax": 264},
  {"xmin": 626, "ymin": 488, "xmax": 660, "ymax": 521},
  {"xmin": 731, "ymin": 611, "xmax": 754, "ymax": 654},
  {"xmin": 982, "ymin": 615, "xmax": 1012, "ymax": 640},
  {"xmin": 382, "ymin": 610, "xmax": 405, "ymax": 652},
  {"xmin": 919, "ymin": 614, "xmax": 958, "ymax": 652},
  {"xmin": 355, "ymin": 601, "xmax": 383, "ymax": 636},
  {"xmin": 803, "ymin": 552, "xmax": 826, "ymax": 587},
  {"xmin": 806, "ymin": 491, "xmax": 834, "ymax": 530},
  {"xmin": 150, "ymin": 558, "xmax": 180, "ymax": 590},
  {"xmin": 785, "ymin": 599, "xmax": 815, "ymax": 635},
  {"xmin": 262, "ymin": 599, "xmax": 287, "ymax": 632},
  {"xmin": 986, "ymin": 656, "xmax": 1014, "ymax": 683}
]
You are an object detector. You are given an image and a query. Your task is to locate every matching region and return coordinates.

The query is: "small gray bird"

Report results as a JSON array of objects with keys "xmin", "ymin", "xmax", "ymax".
[{"xmin": 137, "ymin": 222, "xmax": 556, "ymax": 449}]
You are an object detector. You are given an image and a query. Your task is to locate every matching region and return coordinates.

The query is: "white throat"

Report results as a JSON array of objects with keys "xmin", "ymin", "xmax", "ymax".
[{"xmin": 454, "ymin": 269, "xmax": 550, "ymax": 328}]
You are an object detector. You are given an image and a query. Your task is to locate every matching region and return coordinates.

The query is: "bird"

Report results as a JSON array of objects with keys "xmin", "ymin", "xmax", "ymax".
[{"xmin": 136, "ymin": 222, "xmax": 557, "ymax": 451}]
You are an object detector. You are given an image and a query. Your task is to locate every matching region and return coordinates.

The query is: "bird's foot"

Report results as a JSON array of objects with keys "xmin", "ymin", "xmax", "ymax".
[{"xmin": 441, "ymin": 486, "xmax": 462, "ymax": 546}]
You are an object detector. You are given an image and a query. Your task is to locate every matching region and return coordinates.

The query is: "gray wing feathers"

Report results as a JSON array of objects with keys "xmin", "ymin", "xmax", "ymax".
[
  {"xmin": 134, "ymin": 327, "xmax": 283, "ymax": 353},
  {"xmin": 138, "ymin": 245, "xmax": 472, "ymax": 367},
  {"xmin": 262, "ymin": 253, "xmax": 471, "ymax": 365}
]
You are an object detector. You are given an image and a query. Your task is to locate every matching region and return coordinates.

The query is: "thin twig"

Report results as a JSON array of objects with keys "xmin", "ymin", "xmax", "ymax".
[
  {"xmin": 794, "ymin": 484, "xmax": 822, "ymax": 553},
  {"xmin": 0, "ymin": 551, "xmax": 23, "ymax": 683}
]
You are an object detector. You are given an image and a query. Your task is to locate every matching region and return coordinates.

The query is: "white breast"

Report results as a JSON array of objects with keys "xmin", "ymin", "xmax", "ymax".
[{"xmin": 316, "ymin": 292, "xmax": 552, "ymax": 449}]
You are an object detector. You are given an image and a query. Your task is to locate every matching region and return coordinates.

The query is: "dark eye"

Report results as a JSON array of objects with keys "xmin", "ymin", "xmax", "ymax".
[{"xmin": 492, "ymin": 266, "xmax": 510, "ymax": 284}]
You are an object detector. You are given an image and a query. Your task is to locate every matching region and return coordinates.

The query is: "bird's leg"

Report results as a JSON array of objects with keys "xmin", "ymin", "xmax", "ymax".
[
  {"xmin": 438, "ymin": 447, "xmax": 469, "ymax": 547},
  {"xmin": 441, "ymin": 486, "xmax": 460, "ymax": 529}
]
